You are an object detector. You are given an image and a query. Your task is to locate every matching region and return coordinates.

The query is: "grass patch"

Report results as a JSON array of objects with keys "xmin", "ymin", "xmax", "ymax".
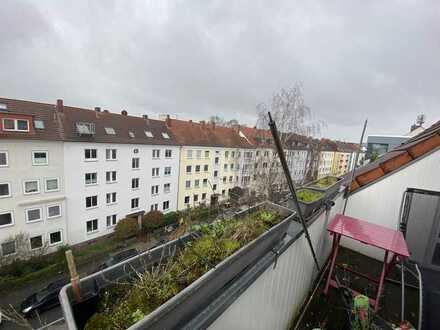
[{"xmin": 297, "ymin": 189, "xmax": 324, "ymax": 203}]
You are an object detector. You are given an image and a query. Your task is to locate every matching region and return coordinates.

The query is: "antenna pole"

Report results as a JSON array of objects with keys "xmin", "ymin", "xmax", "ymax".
[
  {"xmin": 342, "ymin": 119, "xmax": 368, "ymax": 215},
  {"xmin": 267, "ymin": 112, "xmax": 321, "ymax": 271}
]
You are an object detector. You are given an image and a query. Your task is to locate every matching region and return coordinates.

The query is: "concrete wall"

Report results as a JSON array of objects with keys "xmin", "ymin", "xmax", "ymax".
[
  {"xmin": 0, "ymin": 140, "xmax": 67, "ymax": 255},
  {"xmin": 63, "ymin": 142, "xmax": 179, "ymax": 245}
]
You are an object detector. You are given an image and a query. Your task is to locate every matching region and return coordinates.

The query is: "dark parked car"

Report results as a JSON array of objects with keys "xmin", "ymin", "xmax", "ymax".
[
  {"xmin": 97, "ymin": 248, "xmax": 138, "ymax": 270},
  {"xmin": 21, "ymin": 278, "xmax": 69, "ymax": 316}
]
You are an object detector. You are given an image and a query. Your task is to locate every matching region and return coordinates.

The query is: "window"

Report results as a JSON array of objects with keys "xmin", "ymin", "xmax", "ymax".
[
  {"xmin": 165, "ymin": 149, "xmax": 172, "ymax": 158},
  {"xmin": 164, "ymin": 167, "xmax": 171, "ymax": 176},
  {"xmin": 231, "ymin": 151, "xmax": 235, "ymax": 157},
  {"xmin": 164, "ymin": 183, "xmax": 171, "ymax": 193},
  {"xmin": 152, "ymin": 149, "xmax": 160, "ymax": 159},
  {"xmin": 106, "ymin": 149, "xmax": 117, "ymax": 160},
  {"xmin": 151, "ymin": 185, "xmax": 159, "ymax": 195},
  {"xmin": 213, "ymin": 184, "xmax": 217, "ymax": 191},
  {"xmin": 132, "ymin": 157, "xmax": 140, "ymax": 169},
  {"xmin": 49, "ymin": 231, "xmax": 62, "ymax": 245},
  {"xmin": 0, "ymin": 212, "xmax": 13, "ymax": 227},
  {"xmin": 224, "ymin": 164, "xmax": 228, "ymax": 171},
  {"xmin": 106, "ymin": 171, "xmax": 117, "ymax": 183},
  {"xmin": 195, "ymin": 165, "xmax": 200, "ymax": 173},
  {"xmin": 163, "ymin": 201, "xmax": 170, "ymax": 210},
  {"xmin": 152, "ymin": 167, "xmax": 160, "ymax": 177},
  {"xmin": 186, "ymin": 165, "xmax": 192, "ymax": 174},
  {"xmin": 45, "ymin": 178, "xmax": 59, "ymax": 192},
  {"xmin": 223, "ymin": 177, "xmax": 226, "ymax": 183},
  {"xmin": 225, "ymin": 151, "xmax": 229, "ymax": 158},
  {"xmin": 86, "ymin": 219, "xmax": 98, "ymax": 233},
  {"xmin": 214, "ymin": 170, "xmax": 218, "ymax": 178},
  {"xmin": 202, "ymin": 193, "xmax": 206, "ymax": 200},
  {"xmin": 47, "ymin": 205, "xmax": 61, "ymax": 219},
  {"xmin": 145, "ymin": 131, "xmax": 154, "ymax": 138},
  {"xmin": 195, "ymin": 179, "xmax": 200, "ymax": 188},
  {"xmin": 106, "ymin": 214, "xmax": 117, "ymax": 227},
  {"xmin": 150, "ymin": 203, "xmax": 158, "ymax": 211},
  {"xmin": 24, "ymin": 180, "xmax": 40, "ymax": 194},
  {"xmin": 162, "ymin": 132, "xmax": 170, "ymax": 139},
  {"xmin": 0, "ymin": 151, "xmax": 8, "ymax": 167},
  {"xmin": 104, "ymin": 127, "xmax": 116, "ymax": 135},
  {"xmin": 185, "ymin": 180, "xmax": 191, "ymax": 189},
  {"xmin": 86, "ymin": 195, "xmax": 98, "ymax": 208},
  {"xmin": 187, "ymin": 150, "xmax": 193, "ymax": 159},
  {"xmin": 229, "ymin": 176, "xmax": 233, "ymax": 183},
  {"xmin": 205, "ymin": 150, "xmax": 210, "ymax": 158},
  {"xmin": 2, "ymin": 118, "xmax": 29, "ymax": 132},
  {"xmin": 215, "ymin": 157, "xmax": 219, "ymax": 164},
  {"xmin": 196, "ymin": 150, "xmax": 202, "ymax": 159},
  {"xmin": 106, "ymin": 192, "xmax": 117, "ymax": 204},
  {"xmin": 203, "ymin": 178, "xmax": 208, "ymax": 187},
  {"xmin": 129, "ymin": 131, "xmax": 135, "ymax": 138},
  {"xmin": 30, "ymin": 235, "xmax": 43, "ymax": 250},
  {"xmin": 204, "ymin": 164, "xmax": 208, "ymax": 172},
  {"xmin": 194, "ymin": 194, "xmax": 199, "ymax": 202},
  {"xmin": 222, "ymin": 189, "xmax": 226, "ymax": 196},
  {"xmin": 0, "ymin": 183, "xmax": 11, "ymax": 198},
  {"xmin": 1, "ymin": 241, "xmax": 15, "ymax": 256},
  {"xmin": 131, "ymin": 198, "xmax": 139, "ymax": 209},
  {"xmin": 26, "ymin": 207, "xmax": 42, "ymax": 223},
  {"xmin": 84, "ymin": 149, "xmax": 97, "ymax": 161},
  {"xmin": 32, "ymin": 151, "xmax": 48, "ymax": 165},
  {"xmin": 184, "ymin": 196, "xmax": 190, "ymax": 204},
  {"xmin": 132, "ymin": 178, "xmax": 139, "ymax": 189},
  {"xmin": 34, "ymin": 120, "xmax": 45, "ymax": 129},
  {"xmin": 85, "ymin": 172, "xmax": 97, "ymax": 185},
  {"xmin": 230, "ymin": 164, "xmax": 234, "ymax": 170}
]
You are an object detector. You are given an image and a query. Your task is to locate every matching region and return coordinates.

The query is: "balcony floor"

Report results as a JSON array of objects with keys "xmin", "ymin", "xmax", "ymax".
[{"xmin": 295, "ymin": 247, "xmax": 419, "ymax": 330}]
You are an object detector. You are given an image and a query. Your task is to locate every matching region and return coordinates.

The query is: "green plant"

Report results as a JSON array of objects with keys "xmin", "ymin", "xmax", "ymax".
[
  {"xmin": 85, "ymin": 211, "xmax": 283, "ymax": 329},
  {"xmin": 142, "ymin": 211, "xmax": 164, "ymax": 232},
  {"xmin": 114, "ymin": 218, "xmax": 139, "ymax": 241},
  {"xmin": 297, "ymin": 189, "xmax": 324, "ymax": 203},
  {"xmin": 312, "ymin": 176, "xmax": 338, "ymax": 188}
]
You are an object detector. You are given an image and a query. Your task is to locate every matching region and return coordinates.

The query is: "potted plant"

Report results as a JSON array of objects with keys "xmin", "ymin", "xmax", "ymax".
[
  {"xmin": 59, "ymin": 201, "xmax": 294, "ymax": 330},
  {"xmin": 305, "ymin": 176, "xmax": 343, "ymax": 199},
  {"xmin": 293, "ymin": 188, "xmax": 325, "ymax": 218}
]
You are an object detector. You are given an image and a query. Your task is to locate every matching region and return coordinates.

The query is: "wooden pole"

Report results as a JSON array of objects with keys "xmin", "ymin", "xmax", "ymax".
[{"xmin": 65, "ymin": 250, "xmax": 82, "ymax": 303}]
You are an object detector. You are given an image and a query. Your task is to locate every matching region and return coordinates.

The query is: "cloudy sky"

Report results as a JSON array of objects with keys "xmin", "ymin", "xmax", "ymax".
[{"xmin": 1, "ymin": 1, "xmax": 439, "ymax": 140}]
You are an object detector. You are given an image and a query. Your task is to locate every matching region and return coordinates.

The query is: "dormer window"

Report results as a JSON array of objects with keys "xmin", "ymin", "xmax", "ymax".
[
  {"xmin": 2, "ymin": 118, "xmax": 29, "ymax": 132},
  {"xmin": 0, "ymin": 103, "xmax": 7, "ymax": 111},
  {"xmin": 76, "ymin": 122, "xmax": 95, "ymax": 135},
  {"xmin": 161, "ymin": 132, "xmax": 170, "ymax": 139},
  {"xmin": 34, "ymin": 120, "xmax": 45, "ymax": 129},
  {"xmin": 129, "ymin": 131, "xmax": 135, "ymax": 138},
  {"xmin": 145, "ymin": 131, "xmax": 154, "ymax": 138},
  {"xmin": 104, "ymin": 127, "xmax": 116, "ymax": 135}
]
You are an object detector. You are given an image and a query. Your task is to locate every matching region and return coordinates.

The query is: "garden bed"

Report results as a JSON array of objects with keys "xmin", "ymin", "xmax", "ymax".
[
  {"xmin": 60, "ymin": 202, "xmax": 294, "ymax": 330},
  {"xmin": 295, "ymin": 188, "xmax": 325, "ymax": 218}
]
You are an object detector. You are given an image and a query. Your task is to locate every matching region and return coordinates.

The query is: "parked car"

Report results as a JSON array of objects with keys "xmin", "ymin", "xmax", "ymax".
[
  {"xmin": 21, "ymin": 278, "xmax": 69, "ymax": 316},
  {"xmin": 97, "ymin": 248, "xmax": 138, "ymax": 270}
]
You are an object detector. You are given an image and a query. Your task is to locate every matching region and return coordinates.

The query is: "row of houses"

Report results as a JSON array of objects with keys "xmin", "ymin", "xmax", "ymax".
[{"xmin": 0, "ymin": 97, "xmax": 362, "ymax": 255}]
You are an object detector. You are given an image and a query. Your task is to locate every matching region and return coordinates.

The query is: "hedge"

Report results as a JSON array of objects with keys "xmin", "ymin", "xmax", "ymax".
[
  {"xmin": 143, "ymin": 211, "xmax": 179, "ymax": 232},
  {"xmin": 114, "ymin": 218, "xmax": 139, "ymax": 241}
]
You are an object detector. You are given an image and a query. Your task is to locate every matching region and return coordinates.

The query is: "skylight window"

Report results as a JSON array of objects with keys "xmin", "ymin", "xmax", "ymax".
[
  {"xmin": 161, "ymin": 132, "xmax": 170, "ymax": 139},
  {"xmin": 145, "ymin": 131, "xmax": 154, "ymax": 138},
  {"xmin": 34, "ymin": 120, "xmax": 45, "ymax": 129},
  {"xmin": 105, "ymin": 127, "xmax": 116, "ymax": 135},
  {"xmin": 129, "ymin": 131, "xmax": 135, "ymax": 138},
  {"xmin": 0, "ymin": 103, "xmax": 7, "ymax": 111}
]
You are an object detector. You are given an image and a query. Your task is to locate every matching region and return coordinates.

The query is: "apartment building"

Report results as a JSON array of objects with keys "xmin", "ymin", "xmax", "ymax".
[
  {"xmin": 59, "ymin": 103, "xmax": 180, "ymax": 245},
  {"xmin": 317, "ymin": 139, "xmax": 337, "ymax": 179},
  {"xmin": 0, "ymin": 99, "xmax": 67, "ymax": 256},
  {"xmin": 165, "ymin": 119, "xmax": 253, "ymax": 209},
  {"xmin": 0, "ymin": 98, "xmax": 180, "ymax": 250}
]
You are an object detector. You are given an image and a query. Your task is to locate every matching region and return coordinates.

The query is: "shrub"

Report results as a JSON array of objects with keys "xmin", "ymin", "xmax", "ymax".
[
  {"xmin": 114, "ymin": 218, "xmax": 139, "ymax": 240},
  {"xmin": 143, "ymin": 211, "xmax": 180, "ymax": 232}
]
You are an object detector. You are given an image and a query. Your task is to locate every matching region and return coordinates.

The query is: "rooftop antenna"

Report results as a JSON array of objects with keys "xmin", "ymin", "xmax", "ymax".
[
  {"xmin": 342, "ymin": 119, "xmax": 368, "ymax": 215},
  {"xmin": 267, "ymin": 112, "xmax": 320, "ymax": 271},
  {"xmin": 416, "ymin": 114, "xmax": 425, "ymax": 127}
]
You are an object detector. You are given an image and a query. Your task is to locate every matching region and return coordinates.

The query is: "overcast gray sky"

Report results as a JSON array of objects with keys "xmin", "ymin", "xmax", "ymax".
[{"xmin": 1, "ymin": 1, "xmax": 439, "ymax": 141}]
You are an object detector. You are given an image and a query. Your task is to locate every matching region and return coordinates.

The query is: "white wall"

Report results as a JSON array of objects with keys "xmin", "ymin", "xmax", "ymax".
[
  {"xmin": 0, "ymin": 140, "xmax": 67, "ymax": 255},
  {"xmin": 208, "ymin": 195, "xmax": 345, "ymax": 330},
  {"xmin": 337, "ymin": 148, "xmax": 440, "ymax": 260},
  {"xmin": 63, "ymin": 142, "xmax": 180, "ymax": 245}
]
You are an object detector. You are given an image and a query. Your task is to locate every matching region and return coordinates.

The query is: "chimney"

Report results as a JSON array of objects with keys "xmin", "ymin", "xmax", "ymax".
[
  {"xmin": 121, "ymin": 110, "xmax": 128, "ymax": 116},
  {"xmin": 103, "ymin": 109, "xmax": 109, "ymax": 113},
  {"xmin": 142, "ymin": 115, "xmax": 148, "ymax": 119},
  {"xmin": 165, "ymin": 115, "xmax": 171, "ymax": 127},
  {"xmin": 95, "ymin": 107, "xmax": 101, "ymax": 112},
  {"xmin": 56, "ymin": 99, "xmax": 64, "ymax": 112}
]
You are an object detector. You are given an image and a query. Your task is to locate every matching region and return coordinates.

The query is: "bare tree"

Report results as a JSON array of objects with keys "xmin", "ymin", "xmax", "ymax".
[
  {"xmin": 253, "ymin": 84, "xmax": 325, "ymax": 199},
  {"xmin": 208, "ymin": 116, "xmax": 239, "ymax": 128}
]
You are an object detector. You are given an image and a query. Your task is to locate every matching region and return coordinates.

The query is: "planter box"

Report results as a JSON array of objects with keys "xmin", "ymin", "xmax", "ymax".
[
  {"xmin": 59, "ymin": 201, "xmax": 294, "ymax": 330},
  {"xmin": 305, "ymin": 176, "xmax": 343, "ymax": 199},
  {"xmin": 287, "ymin": 188, "xmax": 325, "ymax": 219}
]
